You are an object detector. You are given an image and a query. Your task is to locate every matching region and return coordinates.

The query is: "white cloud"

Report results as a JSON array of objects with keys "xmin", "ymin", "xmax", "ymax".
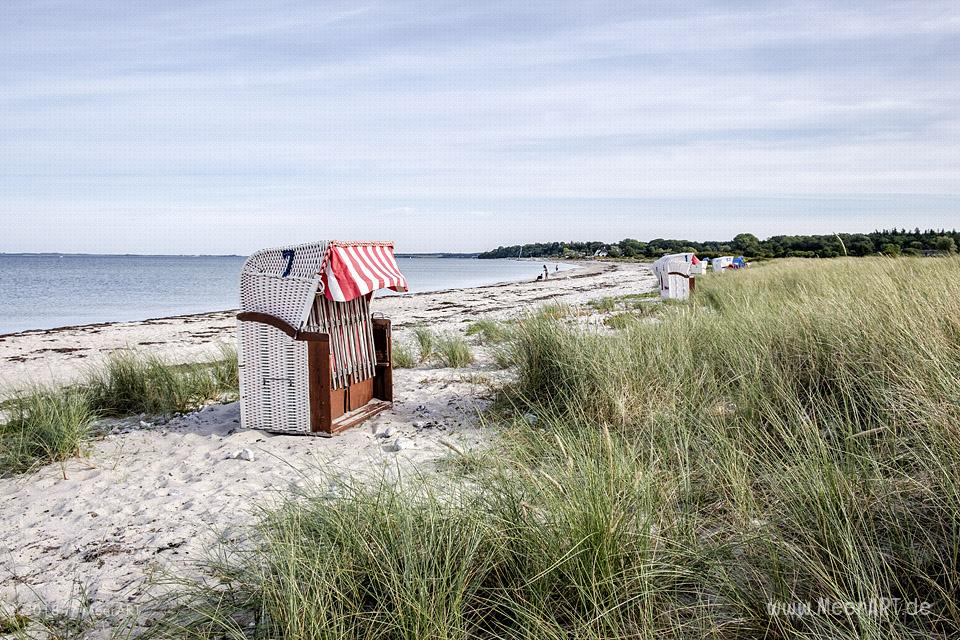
[{"xmin": 1, "ymin": 1, "xmax": 958, "ymax": 252}]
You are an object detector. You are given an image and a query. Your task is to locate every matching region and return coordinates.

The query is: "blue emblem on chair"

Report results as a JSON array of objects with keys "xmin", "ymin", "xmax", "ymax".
[{"xmin": 281, "ymin": 249, "xmax": 295, "ymax": 277}]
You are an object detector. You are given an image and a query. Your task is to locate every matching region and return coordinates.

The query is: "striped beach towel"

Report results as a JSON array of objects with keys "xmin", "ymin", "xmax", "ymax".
[{"xmin": 323, "ymin": 242, "xmax": 409, "ymax": 302}]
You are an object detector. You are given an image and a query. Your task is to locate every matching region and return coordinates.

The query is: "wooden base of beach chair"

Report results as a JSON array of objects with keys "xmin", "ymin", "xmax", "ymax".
[
  {"xmin": 318, "ymin": 399, "xmax": 392, "ymax": 437},
  {"xmin": 238, "ymin": 311, "xmax": 394, "ymax": 436},
  {"xmin": 307, "ymin": 319, "xmax": 393, "ymax": 436}
]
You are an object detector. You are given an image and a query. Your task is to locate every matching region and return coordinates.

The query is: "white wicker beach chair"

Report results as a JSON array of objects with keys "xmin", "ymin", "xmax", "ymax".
[
  {"xmin": 237, "ymin": 241, "xmax": 408, "ymax": 435},
  {"xmin": 653, "ymin": 254, "xmax": 694, "ymax": 301},
  {"xmin": 713, "ymin": 256, "xmax": 735, "ymax": 272}
]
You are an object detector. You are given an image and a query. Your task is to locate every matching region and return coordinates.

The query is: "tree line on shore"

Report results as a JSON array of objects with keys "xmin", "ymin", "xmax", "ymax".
[{"xmin": 477, "ymin": 228, "xmax": 960, "ymax": 260}]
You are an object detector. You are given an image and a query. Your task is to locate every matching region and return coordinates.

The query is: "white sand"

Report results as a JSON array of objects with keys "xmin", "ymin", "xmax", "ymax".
[{"xmin": 0, "ymin": 260, "xmax": 654, "ymax": 628}]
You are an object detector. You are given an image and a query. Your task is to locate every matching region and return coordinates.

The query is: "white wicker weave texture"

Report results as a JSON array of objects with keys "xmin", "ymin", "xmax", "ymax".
[{"xmin": 238, "ymin": 243, "xmax": 330, "ymax": 434}]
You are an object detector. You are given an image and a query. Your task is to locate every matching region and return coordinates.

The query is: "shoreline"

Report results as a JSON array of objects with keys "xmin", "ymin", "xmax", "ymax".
[
  {"xmin": 0, "ymin": 261, "xmax": 595, "ymax": 340},
  {"xmin": 0, "ymin": 261, "xmax": 621, "ymax": 394}
]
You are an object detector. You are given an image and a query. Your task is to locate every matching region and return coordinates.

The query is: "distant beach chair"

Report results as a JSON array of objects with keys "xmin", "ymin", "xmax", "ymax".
[
  {"xmin": 237, "ymin": 241, "xmax": 408, "ymax": 436},
  {"xmin": 713, "ymin": 256, "xmax": 735, "ymax": 272},
  {"xmin": 653, "ymin": 254, "xmax": 694, "ymax": 300},
  {"xmin": 668, "ymin": 252, "xmax": 705, "ymax": 276},
  {"xmin": 689, "ymin": 254, "xmax": 707, "ymax": 276}
]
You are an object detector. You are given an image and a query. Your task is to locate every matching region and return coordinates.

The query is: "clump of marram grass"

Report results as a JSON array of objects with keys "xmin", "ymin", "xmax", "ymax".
[
  {"xmin": 464, "ymin": 318, "xmax": 511, "ymax": 344},
  {"xmin": 392, "ymin": 341, "xmax": 417, "ymax": 368},
  {"xmin": 491, "ymin": 345, "xmax": 515, "ymax": 369},
  {"xmin": 209, "ymin": 343, "xmax": 239, "ymax": 393},
  {"xmin": 412, "ymin": 326, "xmax": 436, "ymax": 362},
  {"xmin": 586, "ymin": 296, "xmax": 617, "ymax": 312},
  {"xmin": 84, "ymin": 349, "xmax": 237, "ymax": 416},
  {"xmin": 433, "ymin": 334, "xmax": 475, "ymax": 368},
  {"xmin": 154, "ymin": 460, "xmax": 704, "ymax": 639},
  {"xmin": 161, "ymin": 257, "xmax": 960, "ymax": 638},
  {"xmin": 603, "ymin": 311, "xmax": 638, "ymax": 329},
  {"xmin": 0, "ymin": 387, "xmax": 95, "ymax": 475},
  {"xmin": 0, "ymin": 346, "xmax": 240, "ymax": 474},
  {"xmin": 533, "ymin": 302, "xmax": 574, "ymax": 320},
  {"xmin": 156, "ymin": 481, "xmax": 497, "ymax": 639}
]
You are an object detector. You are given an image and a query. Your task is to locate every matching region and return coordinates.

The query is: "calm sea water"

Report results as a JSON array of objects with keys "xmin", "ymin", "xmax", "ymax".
[{"xmin": 0, "ymin": 254, "xmax": 573, "ymax": 334}]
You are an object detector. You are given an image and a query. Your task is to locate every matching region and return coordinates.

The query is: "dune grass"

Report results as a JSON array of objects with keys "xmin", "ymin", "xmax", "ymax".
[
  {"xmin": 0, "ymin": 388, "xmax": 96, "ymax": 475},
  {"xmin": 491, "ymin": 345, "xmax": 516, "ymax": 370},
  {"xmin": 392, "ymin": 341, "xmax": 417, "ymax": 368},
  {"xmin": 464, "ymin": 318, "xmax": 511, "ymax": 345},
  {"xmin": 586, "ymin": 296, "xmax": 617, "ymax": 312},
  {"xmin": 87, "ymin": 344, "xmax": 238, "ymax": 417},
  {"xmin": 433, "ymin": 334, "xmax": 475, "ymax": 368},
  {"xmin": 0, "ymin": 345, "xmax": 239, "ymax": 475},
  {"xmin": 412, "ymin": 327, "xmax": 436, "ymax": 362},
  {"xmin": 84, "ymin": 347, "xmax": 236, "ymax": 417},
  {"xmin": 409, "ymin": 327, "xmax": 475, "ymax": 368},
  {"xmin": 502, "ymin": 256, "xmax": 960, "ymax": 637},
  {"xmin": 533, "ymin": 302, "xmax": 574, "ymax": 320}
]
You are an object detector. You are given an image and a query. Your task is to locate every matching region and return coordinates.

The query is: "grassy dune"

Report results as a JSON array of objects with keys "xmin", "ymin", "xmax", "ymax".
[
  {"xmin": 161, "ymin": 257, "xmax": 960, "ymax": 639},
  {"xmin": 501, "ymin": 257, "xmax": 960, "ymax": 637}
]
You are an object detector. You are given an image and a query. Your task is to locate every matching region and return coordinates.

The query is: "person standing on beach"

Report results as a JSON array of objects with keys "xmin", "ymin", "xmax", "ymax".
[{"xmin": 543, "ymin": 265, "xmax": 549, "ymax": 279}]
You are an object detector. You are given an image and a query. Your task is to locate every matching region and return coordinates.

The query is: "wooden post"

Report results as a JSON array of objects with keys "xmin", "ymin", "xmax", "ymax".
[{"xmin": 308, "ymin": 336, "xmax": 332, "ymax": 434}]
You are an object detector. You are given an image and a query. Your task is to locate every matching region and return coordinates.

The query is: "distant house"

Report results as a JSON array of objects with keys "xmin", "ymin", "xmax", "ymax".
[{"xmin": 594, "ymin": 248, "xmax": 608, "ymax": 257}]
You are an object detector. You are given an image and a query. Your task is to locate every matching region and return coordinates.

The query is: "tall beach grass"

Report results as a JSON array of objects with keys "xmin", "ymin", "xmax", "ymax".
[
  {"xmin": 0, "ymin": 345, "xmax": 239, "ymax": 474},
  {"xmin": 465, "ymin": 318, "xmax": 512, "ymax": 345},
  {"xmin": 0, "ymin": 388, "xmax": 95, "ymax": 475},
  {"xmin": 391, "ymin": 341, "xmax": 417, "ymax": 368},
  {"xmin": 413, "ymin": 326, "xmax": 436, "ymax": 363},
  {"xmin": 85, "ymin": 345, "xmax": 238, "ymax": 417},
  {"xmin": 503, "ymin": 256, "xmax": 960, "ymax": 637},
  {"xmin": 434, "ymin": 333, "xmax": 475, "ymax": 368}
]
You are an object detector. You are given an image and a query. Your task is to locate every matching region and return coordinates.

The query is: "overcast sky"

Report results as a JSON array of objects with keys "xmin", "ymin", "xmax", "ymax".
[{"xmin": 1, "ymin": 1, "xmax": 958, "ymax": 254}]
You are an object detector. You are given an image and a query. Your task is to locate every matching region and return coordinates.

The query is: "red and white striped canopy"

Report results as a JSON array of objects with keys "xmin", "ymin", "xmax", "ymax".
[{"xmin": 322, "ymin": 242, "xmax": 409, "ymax": 302}]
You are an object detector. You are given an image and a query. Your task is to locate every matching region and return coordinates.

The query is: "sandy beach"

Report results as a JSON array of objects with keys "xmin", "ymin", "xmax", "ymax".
[{"xmin": 0, "ymin": 261, "xmax": 654, "ymax": 627}]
